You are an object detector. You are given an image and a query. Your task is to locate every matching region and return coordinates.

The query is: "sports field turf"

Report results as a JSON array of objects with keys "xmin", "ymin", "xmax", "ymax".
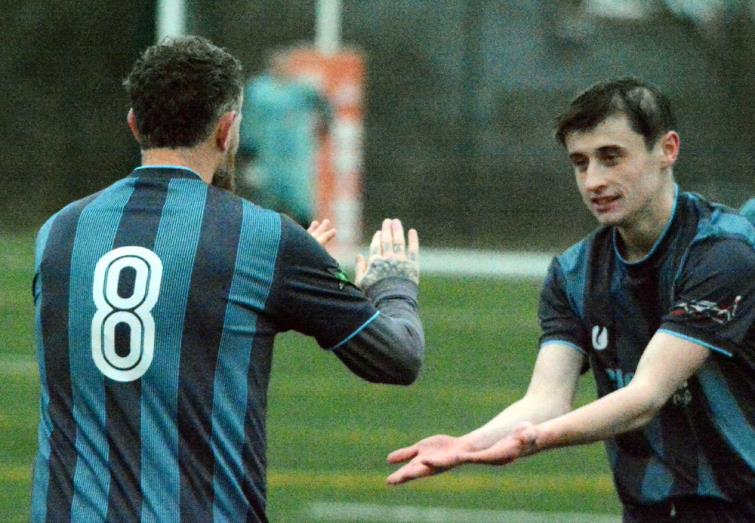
[{"xmin": 0, "ymin": 231, "xmax": 621, "ymax": 521}]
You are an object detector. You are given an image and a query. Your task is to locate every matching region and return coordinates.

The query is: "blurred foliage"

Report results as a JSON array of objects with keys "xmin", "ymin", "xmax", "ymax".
[{"xmin": 2, "ymin": 1, "xmax": 752, "ymax": 249}]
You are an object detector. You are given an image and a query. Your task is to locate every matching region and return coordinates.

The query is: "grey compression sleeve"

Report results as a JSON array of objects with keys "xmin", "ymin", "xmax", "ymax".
[{"xmin": 332, "ymin": 277, "xmax": 425, "ymax": 385}]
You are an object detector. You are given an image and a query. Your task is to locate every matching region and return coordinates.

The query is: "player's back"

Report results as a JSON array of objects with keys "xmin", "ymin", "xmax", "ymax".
[{"xmin": 32, "ymin": 166, "xmax": 281, "ymax": 522}]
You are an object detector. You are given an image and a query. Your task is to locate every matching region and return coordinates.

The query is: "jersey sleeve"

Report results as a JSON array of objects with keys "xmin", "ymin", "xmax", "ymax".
[
  {"xmin": 538, "ymin": 258, "xmax": 589, "ymax": 357},
  {"xmin": 660, "ymin": 237, "xmax": 755, "ymax": 357},
  {"xmin": 32, "ymin": 214, "xmax": 57, "ymax": 305},
  {"xmin": 267, "ymin": 215, "xmax": 379, "ymax": 348}
]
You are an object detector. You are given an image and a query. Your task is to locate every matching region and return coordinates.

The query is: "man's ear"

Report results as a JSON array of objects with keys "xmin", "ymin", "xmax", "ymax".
[
  {"xmin": 127, "ymin": 109, "xmax": 142, "ymax": 144},
  {"xmin": 215, "ymin": 111, "xmax": 238, "ymax": 152},
  {"xmin": 659, "ymin": 130, "xmax": 680, "ymax": 168}
]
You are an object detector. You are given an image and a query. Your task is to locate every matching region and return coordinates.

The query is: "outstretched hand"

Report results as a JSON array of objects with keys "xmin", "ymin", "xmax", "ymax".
[
  {"xmin": 307, "ymin": 219, "xmax": 336, "ymax": 247},
  {"xmin": 386, "ymin": 423, "xmax": 539, "ymax": 486},
  {"xmin": 355, "ymin": 218, "xmax": 419, "ymax": 290},
  {"xmin": 445, "ymin": 422, "xmax": 539, "ymax": 466},
  {"xmin": 386, "ymin": 434, "xmax": 471, "ymax": 486}
]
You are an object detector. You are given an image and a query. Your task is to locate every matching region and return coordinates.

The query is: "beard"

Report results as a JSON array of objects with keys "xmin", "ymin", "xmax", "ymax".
[{"xmin": 212, "ymin": 151, "xmax": 237, "ymax": 193}]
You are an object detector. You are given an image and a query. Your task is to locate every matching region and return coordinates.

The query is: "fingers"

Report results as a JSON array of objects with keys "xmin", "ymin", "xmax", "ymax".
[
  {"xmin": 307, "ymin": 219, "xmax": 336, "ymax": 246},
  {"xmin": 420, "ymin": 451, "xmax": 461, "ymax": 470},
  {"xmin": 387, "ymin": 445, "xmax": 419, "ymax": 464},
  {"xmin": 369, "ymin": 231, "xmax": 382, "ymax": 259},
  {"xmin": 386, "ymin": 461, "xmax": 437, "ymax": 486},
  {"xmin": 390, "ymin": 219, "xmax": 405, "ymax": 255},
  {"xmin": 381, "ymin": 219, "xmax": 392, "ymax": 255},
  {"xmin": 354, "ymin": 254, "xmax": 367, "ymax": 285},
  {"xmin": 318, "ymin": 227, "xmax": 336, "ymax": 246},
  {"xmin": 378, "ymin": 218, "xmax": 411, "ymax": 258},
  {"xmin": 407, "ymin": 228, "xmax": 419, "ymax": 262}
]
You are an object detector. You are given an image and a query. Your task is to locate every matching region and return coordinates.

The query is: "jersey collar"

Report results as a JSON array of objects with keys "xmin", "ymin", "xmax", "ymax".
[
  {"xmin": 612, "ymin": 184, "xmax": 680, "ymax": 269},
  {"xmin": 130, "ymin": 165, "xmax": 203, "ymax": 181}
]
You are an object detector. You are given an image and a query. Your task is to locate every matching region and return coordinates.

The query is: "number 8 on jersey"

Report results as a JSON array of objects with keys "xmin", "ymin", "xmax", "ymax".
[{"xmin": 91, "ymin": 246, "xmax": 163, "ymax": 382}]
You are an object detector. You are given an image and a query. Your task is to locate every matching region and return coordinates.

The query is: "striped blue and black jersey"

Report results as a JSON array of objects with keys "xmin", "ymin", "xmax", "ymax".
[
  {"xmin": 538, "ymin": 188, "xmax": 755, "ymax": 509},
  {"xmin": 31, "ymin": 166, "xmax": 424, "ymax": 522}
]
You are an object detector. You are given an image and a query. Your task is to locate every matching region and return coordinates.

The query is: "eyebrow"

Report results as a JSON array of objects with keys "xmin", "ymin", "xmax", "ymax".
[{"xmin": 596, "ymin": 145, "xmax": 625, "ymax": 155}]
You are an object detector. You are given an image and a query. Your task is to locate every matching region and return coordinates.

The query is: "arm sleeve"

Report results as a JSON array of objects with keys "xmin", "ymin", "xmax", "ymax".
[
  {"xmin": 333, "ymin": 277, "xmax": 424, "ymax": 385},
  {"xmin": 538, "ymin": 258, "xmax": 590, "ymax": 363},
  {"xmin": 268, "ymin": 216, "xmax": 424, "ymax": 383},
  {"xmin": 660, "ymin": 238, "xmax": 755, "ymax": 357}
]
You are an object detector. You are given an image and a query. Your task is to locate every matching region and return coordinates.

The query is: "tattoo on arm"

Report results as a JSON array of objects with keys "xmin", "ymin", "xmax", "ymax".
[{"xmin": 360, "ymin": 259, "xmax": 419, "ymax": 289}]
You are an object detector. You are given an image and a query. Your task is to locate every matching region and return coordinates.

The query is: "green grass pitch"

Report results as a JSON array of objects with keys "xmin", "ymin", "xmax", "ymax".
[{"xmin": 0, "ymin": 231, "xmax": 620, "ymax": 521}]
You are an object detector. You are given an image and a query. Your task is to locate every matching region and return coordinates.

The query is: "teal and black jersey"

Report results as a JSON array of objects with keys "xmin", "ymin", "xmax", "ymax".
[
  {"xmin": 741, "ymin": 198, "xmax": 755, "ymax": 226},
  {"xmin": 31, "ymin": 166, "xmax": 423, "ymax": 522},
  {"xmin": 538, "ymin": 189, "xmax": 755, "ymax": 509}
]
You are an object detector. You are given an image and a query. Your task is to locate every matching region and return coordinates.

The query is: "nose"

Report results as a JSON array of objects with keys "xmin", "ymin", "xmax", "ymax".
[{"xmin": 581, "ymin": 162, "xmax": 606, "ymax": 193}]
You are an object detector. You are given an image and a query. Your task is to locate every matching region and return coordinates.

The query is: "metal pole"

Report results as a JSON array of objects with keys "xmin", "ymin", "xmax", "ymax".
[
  {"xmin": 156, "ymin": 0, "xmax": 187, "ymax": 41},
  {"xmin": 315, "ymin": 0, "xmax": 342, "ymax": 55}
]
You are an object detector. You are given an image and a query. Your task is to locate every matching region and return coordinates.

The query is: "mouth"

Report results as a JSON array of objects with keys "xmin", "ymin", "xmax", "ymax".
[{"xmin": 590, "ymin": 195, "xmax": 621, "ymax": 214}]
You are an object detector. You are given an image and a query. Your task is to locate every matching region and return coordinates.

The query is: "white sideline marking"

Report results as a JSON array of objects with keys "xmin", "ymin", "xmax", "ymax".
[
  {"xmin": 337, "ymin": 248, "xmax": 554, "ymax": 279},
  {"xmin": 0, "ymin": 355, "xmax": 37, "ymax": 376},
  {"xmin": 306, "ymin": 502, "xmax": 620, "ymax": 522}
]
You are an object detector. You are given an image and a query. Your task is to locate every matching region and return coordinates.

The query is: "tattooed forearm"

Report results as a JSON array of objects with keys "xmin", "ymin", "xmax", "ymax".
[{"xmin": 360, "ymin": 259, "xmax": 419, "ymax": 289}]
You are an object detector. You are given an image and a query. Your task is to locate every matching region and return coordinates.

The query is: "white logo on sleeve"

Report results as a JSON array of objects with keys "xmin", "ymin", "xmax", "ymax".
[{"xmin": 591, "ymin": 325, "xmax": 608, "ymax": 351}]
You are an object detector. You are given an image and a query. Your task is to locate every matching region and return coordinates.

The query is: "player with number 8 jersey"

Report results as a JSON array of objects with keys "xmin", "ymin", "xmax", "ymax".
[{"xmin": 31, "ymin": 36, "xmax": 424, "ymax": 522}]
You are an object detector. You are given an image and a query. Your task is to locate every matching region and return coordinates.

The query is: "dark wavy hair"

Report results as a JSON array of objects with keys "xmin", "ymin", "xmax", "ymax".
[
  {"xmin": 124, "ymin": 35, "xmax": 243, "ymax": 149},
  {"xmin": 555, "ymin": 78, "xmax": 676, "ymax": 150}
]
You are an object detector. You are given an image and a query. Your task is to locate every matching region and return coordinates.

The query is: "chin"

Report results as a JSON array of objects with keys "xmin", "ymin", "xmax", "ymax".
[{"xmin": 593, "ymin": 211, "xmax": 624, "ymax": 227}]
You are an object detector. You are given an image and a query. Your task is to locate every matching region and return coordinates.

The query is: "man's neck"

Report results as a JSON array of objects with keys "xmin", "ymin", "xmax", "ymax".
[
  {"xmin": 140, "ymin": 147, "xmax": 216, "ymax": 184},
  {"xmin": 616, "ymin": 185, "xmax": 676, "ymax": 263}
]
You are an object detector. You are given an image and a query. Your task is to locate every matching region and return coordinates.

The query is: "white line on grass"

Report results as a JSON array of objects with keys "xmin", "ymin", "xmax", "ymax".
[
  {"xmin": 0, "ymin": 355, "xmax": 37, "ymax": 376},
  {"xmin": 336, "ymin": 248, "xmax": 553, "ymax": 279},
  {"xmin": 306, "ymin": 502, "xmax": 620, "ymax": 522}
]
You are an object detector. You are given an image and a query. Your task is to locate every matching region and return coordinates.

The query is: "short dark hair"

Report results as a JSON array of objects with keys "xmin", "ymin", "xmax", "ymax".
[
  {"xmin": 554, "ymin": 78, "xmax": 676, "ymax": 150},
  {"xmin": 124, "ymin": 35, "xmax": 243, "ymax": 149}
]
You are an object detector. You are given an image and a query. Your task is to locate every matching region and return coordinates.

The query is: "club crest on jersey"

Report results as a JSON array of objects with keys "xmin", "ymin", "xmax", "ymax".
[
  {"xmin": 327, "ymin": 267, "xmax": 351, "ymax": 290},
  {"xmin": 591, "ymin": 325, "xmax": 608, "ymax": 351},
  {"xmin": 670, "ymin": 295, "xmax": 741, "ymax": 325}
]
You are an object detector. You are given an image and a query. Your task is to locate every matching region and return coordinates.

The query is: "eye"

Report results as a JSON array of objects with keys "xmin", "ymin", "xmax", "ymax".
[
  {"xmin": 598, "ymin": 149, "xmax": 623, "ymax": 166},
  {"xmin": 572, "ymin": 160, "xmax": 588, "ymax": 171},
  {"xmin": 571, "ymin": 158, "xmax": 588, "ymax": 172}
]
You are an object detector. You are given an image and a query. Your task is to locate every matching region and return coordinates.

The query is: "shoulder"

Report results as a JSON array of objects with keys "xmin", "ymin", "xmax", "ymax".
[
  {"xmin": 675, "ymin": 193, "xmax": 755, "ymax": 285},
  {"xmin": 217, "ymin": 188, "xmax": 284, "ymax": 236},
  {"xmin": 740, "ymin": 198, "xmax": 755, "ymax": 226},
  {"xmin": 683, "ymin": 236, "xmax": 754, "ymax": 280},
  {"xmin": 275, "ymin": 212, "xmax": 333, "ymax": 266},
  {"xmin": 683, "ymin": 191, "xmax": 755, "ymax": 247},
  {"xmin": 554, "ymin": 227, "xmax": 611, "ymax": 280},
  {"xmin": 678, "ymin": 193, "xmax": 755, "ymax": 271},
  {"xmin": 543, "ymin": 228, "xmax": 611, "ymax": 319},
  {"xmin": 38, "ymin": 187, "xmax": 109, "ymax": 236}
]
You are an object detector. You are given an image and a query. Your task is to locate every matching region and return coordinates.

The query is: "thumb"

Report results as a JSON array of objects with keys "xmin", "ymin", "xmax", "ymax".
[
  {"xmin": 421, "ymin": 451, "xmax": 462, "ymax": 469},
  {"xmin": 355, "ymin": 254, "xmax": 367, "ymax": 286}
]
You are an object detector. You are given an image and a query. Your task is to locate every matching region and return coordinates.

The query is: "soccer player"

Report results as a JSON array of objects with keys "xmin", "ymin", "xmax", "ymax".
[
  {"xmin": 31, "ymin": 36, "xmax": 424, "ymax": 522},
  {"xmin": 238, "ymin": 48, "xmax": 332, "ymax": 227},
  {"xmin": 387, "ymin": 78, "xmax": 754, "ymax": 522}
]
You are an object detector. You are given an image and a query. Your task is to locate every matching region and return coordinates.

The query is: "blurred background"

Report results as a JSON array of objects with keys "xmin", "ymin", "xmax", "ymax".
[{"xmin": 2, "ymin": 0, "xmax": 752, "ymax": 249}]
